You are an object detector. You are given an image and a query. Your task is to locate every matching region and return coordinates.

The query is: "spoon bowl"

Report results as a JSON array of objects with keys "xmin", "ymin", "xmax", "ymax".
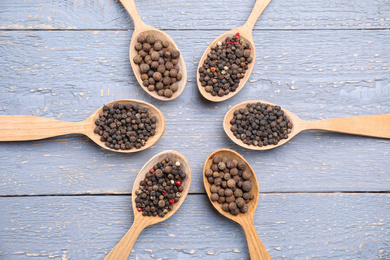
[
  {"xmin": 105, "ymin": 150, "xmax": 191, "ymax": 260},
  {"xmin": 203, "ymin": 148, "xmax": 271, "ymax": 259},
  {"xmin": 121, "ymin": 0, "xmax": 187, "ymax": 101},
  {"xmin": 0, "ymin": 99, "xmax": 165, "ymax": 153},
  {"xmin": 224, "ymin": 100, "xmax": 390, "ymax": 150},
  {"xmin": 197, "ymin": 0, "xmax": 271, "ymax": 102}
]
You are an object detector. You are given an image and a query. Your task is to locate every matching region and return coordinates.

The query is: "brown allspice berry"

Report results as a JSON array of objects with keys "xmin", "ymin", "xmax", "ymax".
[
  {"xmin": 163, "ymin": 77, "xmax": 171, "ymax": 86},
  {"xmin": 156, "ymin": 82, "xmax": 164, "ymax": 90},
  {"xmin": 213, "ymin": 157, "xmax": 221, "ymax": 164},
  {"xmin": 140, "ymin": 63, "xmax": 150, "ymax": 73},
  {"xmin": 169, "ymin": 69, "xmax": 177, "ymax": 78},
  {"xmin": 205, "ymin": 169, "xmax": 213, "ymax": 177},
  {"xmin": 154, "ymin": 42, "xmax": 163, "ymax": 51},
  {"xmin": 224, "ymin": 189, "xmax": 233, "ymax": 197},
  {"xmin": 164, "ymin": 89, "xmax": 173, "ymax": 98},
  {"xmin": 170, "ymin": 83, "xmax": 179, "ymax": 93},
  {"xmin": 211, "ymin": 193, "xmax": 219, "ymax": 202},
  {"xmin": 157, "ymin": 89, "xmax": 164, "ymax": 96},
  {"xmin": 146, "ymin": 34, "xmax": 155, "ymax": 44},
  {"xmin": 163, "ymin": 40, "xmax": 169, "ymax": 48},
  {"xmin": 242, "ymin": 171, "xmax": 251, "ymax": 180},
  {"xmin": 226, "ymin": 195, "xmax": 235, "ymax": 203},
  {"xmin": 222, "ymin": 203, "xmax": 229, "ymax": 212},
  {"xmin": 171, "ymin": 50, "xmax": 180, "ymax": 59},
  {"xmin": 171, "ymin": 58, "xmax": 179, "ymax": 65},
  {"xmin": 165, "ymin": 62, "xmax": 174, "ymax": 70},
  {"xmin": 227, "ymin": 179, "xmax": 236, "ymax": 188},
  {"xmin": 151, "ymin": 51, "xmax": 160, "ymax": 61},
  {"xmin": 137, "ymin": 35, "xmax": 146, "ymax": 43},
  {"xmin": 153, "ymin": 72, "xmax": 162, "ymax": 81},
  {"xmin": 133, "ymin": 55, "xmax": 142, "ymax": 64},
  {"xmin": 143, "ymin": 43, "xmax": 151, "ymax": 52},
  {"xmin": 176, "ymin": 73, "xmax": 182, "ymax": 81},
  {"xmin": 242, "ymin": 181, "xmax": 252, "ymax": 192}
]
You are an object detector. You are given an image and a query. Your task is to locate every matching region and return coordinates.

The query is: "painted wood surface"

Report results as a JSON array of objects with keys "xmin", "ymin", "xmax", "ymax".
[
  {"xmin": 0, "ymin": 0, "xmax": 389, "ymax": 259},
  {"xmin": 1, "ymin": 0, "xmax": 390, "ymax": 30},
  {"xmin": 1, "ymin": 194, "xmax": 389, "ymax": 259}
]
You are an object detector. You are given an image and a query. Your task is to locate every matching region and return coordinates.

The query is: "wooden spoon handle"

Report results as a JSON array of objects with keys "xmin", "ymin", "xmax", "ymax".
[
  {"xmin": 119, "ymin": 0, "xmax": 146, "ymax": 29},
  {"xmin": 0, "ymin": 116, "xmax": 85, "ymax": 141},
  {"xmin": 243, "ymin": 0, "xmax": 272, "ymax": 32},
  {"xmin": 105, "ymin": 222, "xmax": 145, "ymax": 260},
  {"xmin": 242, "ymin": 219, "xmax": 272, "ymax": 260},
  {"xmin": 302, "ymin": 114, "xmax": 390, "ymax": 138}
]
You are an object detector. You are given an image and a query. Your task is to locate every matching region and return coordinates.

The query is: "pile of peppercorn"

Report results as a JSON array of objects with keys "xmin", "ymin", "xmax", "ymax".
[
  {"xmin": 133, "ymin": 34, "xmax": 182, "ymax": 98},
  {"xmin": 230, "ymin": 102, "xmax": 293, "ymax": 147},
  {"xmin": 199, "ymin": 32, "xmax": 252, "ymax": 97},
  {"xmin": 205, "ymin": 156, "xmax": 254, "ymax": 216},
  {"xmin": 135, "ymin": 158, "xmax": 186, "ymax": 217},
  {"xmin": 94, "ymin": 102, "xmax": 157, "ymax": 150}
]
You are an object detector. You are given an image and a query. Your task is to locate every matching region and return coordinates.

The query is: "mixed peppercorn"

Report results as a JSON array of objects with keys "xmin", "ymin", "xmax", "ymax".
[
  {"xmin": 205, "ymin": 156, "xmax": 254, "ymax": 216},
  {"xmin": 133, "ymin": 34, "xmax": 182, "ymax": 98},
  {"xmin": 199, "ymin": 32, "xmax": 252, "ymax": 97},
  {"xmin": 230, "ymin": 102, "xmax": 293, "ymax": 147},
  {"xmin": 135, "ymin": 158, "xmax": 186, "ymax": 217},
  {"xmin": 94, "ymin": 102, "xmax": 156, "ymax": 150}
]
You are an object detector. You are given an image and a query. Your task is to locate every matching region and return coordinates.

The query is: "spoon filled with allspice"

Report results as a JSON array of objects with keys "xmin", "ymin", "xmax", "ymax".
[
  {"xmin": 120, "ymin": 0, "xmax": 187, "ymax": 101},
  {"xmin": 203, "ymin": 148, "xmax": 272, "ymax": 260}
]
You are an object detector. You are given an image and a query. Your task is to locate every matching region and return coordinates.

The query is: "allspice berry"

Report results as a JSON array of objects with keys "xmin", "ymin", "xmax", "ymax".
[
  {"xmin": 204, "ymin": 156, "xmax": 254, "ymax": 216},
  {"xmin": 242, "ymin": 180, "xmax": 252, "ymax": 192},
  {"xmin": 133, "ymin": 33, "xmax": 182, "ymax": 98},
  {"xmin": 146, "ymin": 34, "xmax": 155, "ymax": 44},
  {"xmin": 211, "ymin": 193, "xmax": 219, "ymax": 202},
  {"xmin": 170, "ymin": 83, "xmax": 179, "ymax": 93},
  {"xmin": 164, "ymin": 89, "xmax": 173, "ymax": 98},
  {"xmin": 133, "ymin": 55, "xmax": 142, "ymax": 64},
  {"xmin": 153, "ymin": 72, "xmax": 162, "ymax": 81}
]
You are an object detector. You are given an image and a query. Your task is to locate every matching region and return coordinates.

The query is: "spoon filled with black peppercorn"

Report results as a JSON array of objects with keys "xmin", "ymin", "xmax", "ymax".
[
  {"xmin": 120, "ymin": 0, "xmax": 187, "ymax": 101},
  {"xmin": 105, "ymin": 151, "xmax": 191, "ymax": 260},
  {"xmin": 197, "ymin": 0, "xmax": 272, "ymax": 102},
  {"xmin": 203, "ymin": 148, "xmax": 272, "ymax": 260},
  {"xmin": 0, "ymin": 99, "xmax": 165, "ymax": 153},
  {"xmin": 224, "ymin": 100, "xmax": 390, "ymax": 150}
]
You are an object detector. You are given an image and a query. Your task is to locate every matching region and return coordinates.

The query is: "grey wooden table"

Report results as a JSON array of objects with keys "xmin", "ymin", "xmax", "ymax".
[{"xmin": 0, "ymin": 0, "xmax": 389, "ymax": 259}]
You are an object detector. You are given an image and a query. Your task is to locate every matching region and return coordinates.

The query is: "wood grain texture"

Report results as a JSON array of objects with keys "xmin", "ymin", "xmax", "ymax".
[
  {"xmin": 0, "ymin": 0, "xmax": 389, "ymax": 30},
  {"xmin": 0, "ymin": 29, "xmax": 389, "ymax": 195},
  {"xmin": 0, "ymin": 194, "xmax": 389, "ymax": 259}
]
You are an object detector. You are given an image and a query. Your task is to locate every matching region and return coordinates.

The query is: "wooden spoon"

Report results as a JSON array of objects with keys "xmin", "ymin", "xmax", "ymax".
[
  {"xmin": 105, "ymin": 150, "xmax": 192, "ymax": 260},
  {"xmin": 203, "ymin": 148, "xmax": 271, "ymax": 260},
  {"xmin": 224, "ymin": 100, "xmax": 390, "ymax": 150},
  {"xmin": 0, "ymin": 99, "xmax": 165, "ymax": 153},
  {"xmin": 197, "ymin": 0, "xmax": 272, "ymax": 102},
  {"xmin": 120, "ymin": 0, "xmax": 187, "ymax": 101}
]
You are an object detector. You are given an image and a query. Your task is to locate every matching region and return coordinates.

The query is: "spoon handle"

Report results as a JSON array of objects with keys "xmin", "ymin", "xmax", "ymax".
[
  {"xmin": 302, "ymin": 114, "xmax": 390, "ymax": 138},
  {"xmin": 243, "ymin": 0, "xmax": 272, "ymax": 32},
  {"xmin": 105, "ymin": 221, "xmax": 145, "ymax": 260},
  {"xmin": 120, "ymin": 0, "xmax": 146, "ymax": 29},
  {"xmin": 0, "ymin": 116, "xmax": 85, "ymax": 141},
  {"xmin": 242, "ymin": 218, "xmax": 272, "ymax": 260}
]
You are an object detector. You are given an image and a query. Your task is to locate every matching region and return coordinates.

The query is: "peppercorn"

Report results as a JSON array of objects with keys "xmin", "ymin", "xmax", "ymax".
[
  {"xmin": 133, "ymin": 55, "xmax": 142, "ymax": 64},
  {"xmin": 140, "ymin": 63, "xmax": 150, "ymax": 73},
  {"xmin": 164, "ymin": 89, "xmax": 173, "ymax": 98},
  {"xmin": 146, "ymin": 34, "xmax": 155, "ymax": 44},
  {"xmin": 242, "ymin": 171, "xmax": 251, "ymax": 180}
]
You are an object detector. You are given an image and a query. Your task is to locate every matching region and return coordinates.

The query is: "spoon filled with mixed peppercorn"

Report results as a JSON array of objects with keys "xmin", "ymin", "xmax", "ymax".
[
  {"xmin": 197, "ymin": 0, "xmax": 272, "ymax": 102},
  {"xmin": 105, "ymin": 151, "xmax": 191, "ymax": 260},
  {"xmin": 120, "ymin": 0, "xmax": 187, "ymax": 101},
  {"xmin": 224, "ymin": 100, "xmax": 390, "ymax": 150},
  {"xmin": 0, "ymin": 99, "xmax": 165, "ymax": 153},
  {"xmin": 203, "ymin": 148, "xmax": 272, "ymax": 260}
]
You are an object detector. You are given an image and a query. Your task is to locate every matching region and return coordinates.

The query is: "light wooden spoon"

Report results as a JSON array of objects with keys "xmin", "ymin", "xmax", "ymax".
[
  {"xmin": 224, "ymin": 100, "xmax": 390, "ymax": 150},
  {"xmin": 0, "ymin": 99, "xmax": 165, "ymax": 153},
  {"xmin": 197, "ymin": 0, "xmax": 272, "ymax": 102},
  {"xmin": 105, "ymin": 150, "xmax": 191, "ymax": 260},
  {"xmin": 203, "ymin": 148, "xmax": 271, "ymax": 260},
  {"xmin": 120, "ymin": 0, "xmax": 187, "ymax": 101}
]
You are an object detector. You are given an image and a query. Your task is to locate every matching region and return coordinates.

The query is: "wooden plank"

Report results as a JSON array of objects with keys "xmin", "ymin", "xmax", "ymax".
[
  {"xmin": 0, "ymin": 29, "xmax": 389, "ymax": 195},
  {"xmin": 0, "ymin": 0, "xmax": 389, "ymax": 30},
  {"xmin": 0, "ymin": 194, "xmax": 388, "ymax": 259}
]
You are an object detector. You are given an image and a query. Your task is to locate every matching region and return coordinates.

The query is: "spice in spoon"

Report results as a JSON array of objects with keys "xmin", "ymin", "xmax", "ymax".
[
  {"xmin": 205, "ymin": 156, "xmax": 254, "ymax": 216},
  {"xmin": 135, "ymin": 158, "xmax": 187, "ymax": 217},
  {"xmin": 94, "ymin": 102, "xmax": 156, "ymax": 150},
  {"xmin": 199, "ymin": 32, "xmax": 252, "ymax": 97},
  {"xmin": 229, "ymin": 102, "xmax": 293, "ymax": 147},
  {"xmin": 133, "ymin": 34, "xmax": 182, "ymax": 98}
]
